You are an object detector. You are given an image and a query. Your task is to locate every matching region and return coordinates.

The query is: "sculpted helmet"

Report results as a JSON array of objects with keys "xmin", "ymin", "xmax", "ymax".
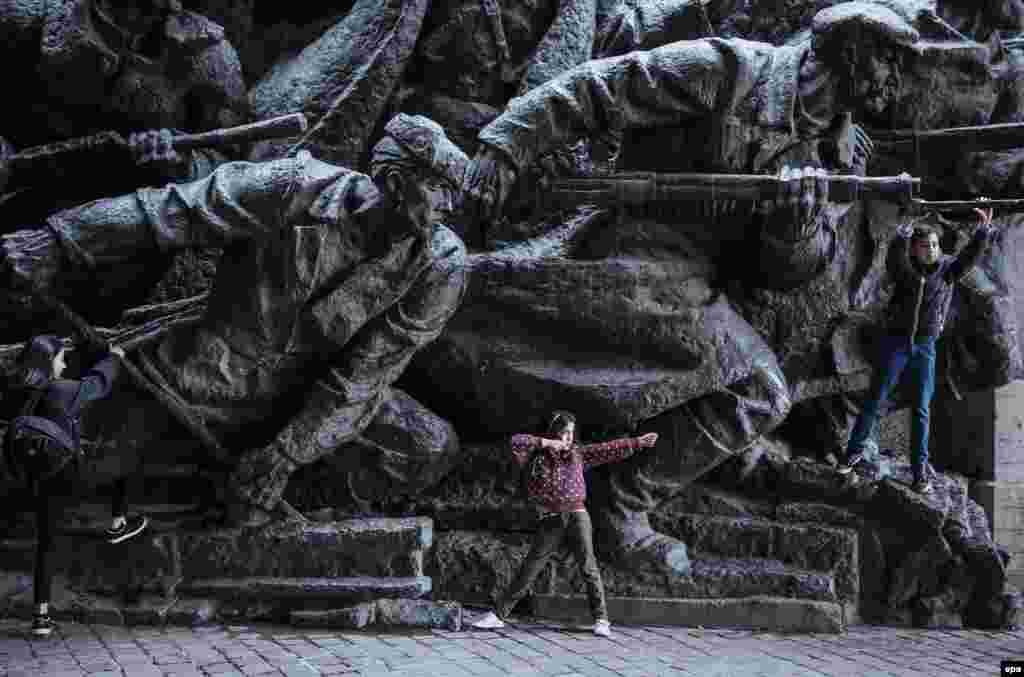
[
  {"xmin": 370, "ymin": 114, "xmax": 470, "ymax": 190},
  {"xmin": 812, "ymin": 1, "xmax": 921, "ymax": 52}
]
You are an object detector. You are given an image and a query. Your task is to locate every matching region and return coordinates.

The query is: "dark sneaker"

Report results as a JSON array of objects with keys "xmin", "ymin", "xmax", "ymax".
[
  {"xmin": 105, "ymin": 515, "xmax": 148, "ymax": 544},
  {"xmin": 31, "ymin": 615, "xmax": 55, "ymax": 637},
  {"xmin": 837, "ymin": 452, "xmax": 865, "ymax": 475}
]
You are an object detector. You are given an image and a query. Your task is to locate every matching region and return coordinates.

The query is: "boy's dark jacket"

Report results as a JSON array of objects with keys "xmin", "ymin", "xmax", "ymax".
[
  {"xmin": 887, "ymin": 228, "xmax": 991, "ymax": 341},
  {"xmin": 511, "ymin": 433, "xmax": 642, "ymax": 513}
]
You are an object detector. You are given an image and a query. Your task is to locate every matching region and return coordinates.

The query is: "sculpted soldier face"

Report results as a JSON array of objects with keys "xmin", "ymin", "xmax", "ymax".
[
  {"xmin": 852, "ymin": 44, "xmax": 903, "ymax": 117},
  {"xmin": 385, "ymin": 169, "xmax": 457, "ymax": 235},
  {"xmin": 371, "ymin": 116, "xmax": 467, "ymax": 234},
  {"xmin": 408, "ymin": 173, "xmax": 457, "ymax": 231}
]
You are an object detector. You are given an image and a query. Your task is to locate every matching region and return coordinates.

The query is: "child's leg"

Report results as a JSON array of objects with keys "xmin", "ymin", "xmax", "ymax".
[
  {"xmin": 33, "ymin": 488, "xmax": 56, "ymax": 613},
  {"xmin": 566, "ymin": 510, "xmax": 608, "ymax": 622},
  {"xmin": 495, "ymin": 514, "xmax": 567, "ymax": 619},
  {"xmin": 847, "ymin": 335, "xmax": 911, "ymax": 455},
  {"xmin": 907, "ymin": 339, "xmax": 938, "ymax": 472},
  {"xmin": 111, "ymin": 477, "xmax": 128, "ymax": 526}
]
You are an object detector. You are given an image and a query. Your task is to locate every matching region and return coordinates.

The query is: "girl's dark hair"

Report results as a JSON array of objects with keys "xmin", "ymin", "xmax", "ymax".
[
  {"xmin": 547, "ymin": 410, "xmax": 577, "ymax": 435},
  {"xmin": 11, "ymin": 335, "xmax": 63, "ymax": 389}
]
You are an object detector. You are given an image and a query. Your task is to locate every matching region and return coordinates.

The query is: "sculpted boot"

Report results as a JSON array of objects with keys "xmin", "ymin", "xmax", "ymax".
[
  {"xmin": 591, "ymin": 366, "xmax": 790, "ymax": 578},
  {"xmin": 589, "ymin": 403, "xmax": 704, "ymax": 578}
]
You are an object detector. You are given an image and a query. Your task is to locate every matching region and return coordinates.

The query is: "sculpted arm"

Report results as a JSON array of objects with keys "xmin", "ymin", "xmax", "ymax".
[
  {"xmin": 0, "ymin": 0, "xmax": 45, "ymax": 43},
  {"xmin": 465, "ymin": 40, "xmax": 733, "ymax": 222},
  {"xmin": 48, "ymin": 158, "xmax": 300, "ymax": 263},
  {"xmin": 2, "ymin": 156, "xmax": 308, "ymax": 291},
  {"xmin": 477, "ymin": 40, "xmax": 729, "ymax": 173}
]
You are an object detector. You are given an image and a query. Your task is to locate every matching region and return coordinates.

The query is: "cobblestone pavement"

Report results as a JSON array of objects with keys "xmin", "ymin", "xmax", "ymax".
[{"xmin": 1, "ymin": 617, "xmax": 1022, "ymax": 677}]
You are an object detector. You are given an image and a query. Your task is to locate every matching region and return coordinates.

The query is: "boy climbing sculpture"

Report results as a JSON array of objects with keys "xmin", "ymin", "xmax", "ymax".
[{"xmin": 840, "ymin": 207, "xmax": 998, "ymax": 492}]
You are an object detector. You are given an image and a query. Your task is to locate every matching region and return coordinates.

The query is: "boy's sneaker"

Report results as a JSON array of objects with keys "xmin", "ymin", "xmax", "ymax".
[
  {"xmin": 105, "ymin": 515, "xmax": 148, "ymax": 544},
  {"xmin": 593, "ymin": 619, "xmax": 612, "ymax": 638},
  {"xmin": 837, "ymin": 452, "xmax": 864, "ymax": 475},
  {"xmin": 31, "ymin": 615, "xmax": 55, "ymax": 637},
  {"xmin": 471, "ymin": 611, "xmax": 506, "ymax": 629}
]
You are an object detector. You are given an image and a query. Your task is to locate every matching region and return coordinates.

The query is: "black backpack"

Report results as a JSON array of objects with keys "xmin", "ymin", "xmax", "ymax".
[{"xmin": 3, "ymin": 387, "xmax": 81, "ymax": 484}]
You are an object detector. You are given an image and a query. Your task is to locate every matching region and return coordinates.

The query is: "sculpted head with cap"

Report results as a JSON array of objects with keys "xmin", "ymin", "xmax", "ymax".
[
  {"xmin": 369, "ymin": 114, "xmax": 469, "ymax": 235},
  {"xmin": 812, "ymin": 2, "xmax": 921, "ymax": 119}
]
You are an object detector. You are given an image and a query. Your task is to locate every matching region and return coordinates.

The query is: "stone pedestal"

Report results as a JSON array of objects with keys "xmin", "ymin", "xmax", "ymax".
[{"xmin": 932, "ymin": 381, "xmax": 1024, "ymax": 590}]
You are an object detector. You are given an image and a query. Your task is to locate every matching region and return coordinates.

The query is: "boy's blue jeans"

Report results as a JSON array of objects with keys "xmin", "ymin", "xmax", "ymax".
[{"xmin": 846, "ymin": 333, "xmax": 937, "ymax": 471}]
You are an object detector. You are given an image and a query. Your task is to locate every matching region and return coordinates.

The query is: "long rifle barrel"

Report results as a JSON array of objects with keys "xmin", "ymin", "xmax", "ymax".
[
  {"xmin": 868, "ymin": 122, "xmax": 1024, "ymax": 156},
  {"xmin": 547, "ymin": 172, "xmax": 919, "ymax": 209},
  {"xmin": 912, "ymin": 197, "xmax": 1024, "ymax": 213},
  {"xmin": 171, "ymin": 113, "xmax": 308, "ymax": 151}
]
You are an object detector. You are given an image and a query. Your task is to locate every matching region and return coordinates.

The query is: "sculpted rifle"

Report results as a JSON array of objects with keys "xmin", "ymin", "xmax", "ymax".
[
  {"xmin": 544, "ymin": 172, "xmax": 921, "ymax": 213},
  {"xmin": 867, "ymin": 122, "xmax": 1024, "ymax": 158},
  {"xmin": 538, "ymin": 123, "xmax": 1024, "ymax": 216},
  {"xmin": 546, "ymin": 171, "xmax": 1024, "ymax": 217},
  {"xmin": 1, "ymin": 113, "xmax": 308, "ymax": 195},
  {"xmin": 911, "ymin": 197, "xmax": 1024, "ymax": 215}
]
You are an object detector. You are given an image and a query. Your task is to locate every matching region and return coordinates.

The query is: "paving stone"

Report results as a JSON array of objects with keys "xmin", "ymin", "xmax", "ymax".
[{"xmin": 3, "ymin": 619, "xmax": 1024, "ymax": 675}]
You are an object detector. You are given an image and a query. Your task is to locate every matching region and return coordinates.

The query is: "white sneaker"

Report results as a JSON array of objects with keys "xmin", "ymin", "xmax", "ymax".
[
  {"xmin": 471, "ymin": 611, "xmax": 506, "ymax": 629},
  {"xmin": 593, "ymin": 619, "xmax": 612, "ymax": 638}
]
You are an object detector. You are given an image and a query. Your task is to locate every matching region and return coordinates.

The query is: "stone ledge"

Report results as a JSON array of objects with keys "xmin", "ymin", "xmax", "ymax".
[
  {"xmin": 551, "ymin": 556, "xmax": 838, "ymax": 603},
  {"xmin": 652, "ymin": 513, "xmax": 859, "ymax": 601},
  {"xmin": 178, "ymin": 576, "xmax": 432, "ymax": 603},
  {"xmin": 178, "ymin": 518, "xmax": 432, "ymax": 579},
  {"xmin": 430, "ymin": 531, "xmax": 838, "ymax": 605},
  {"xmin": 0, "ymin": 516, "xmax": 434, "ymax": 595},
  {"xmin": 533, "ymin": 594, "xmax": 847, "ymax": 634}
]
